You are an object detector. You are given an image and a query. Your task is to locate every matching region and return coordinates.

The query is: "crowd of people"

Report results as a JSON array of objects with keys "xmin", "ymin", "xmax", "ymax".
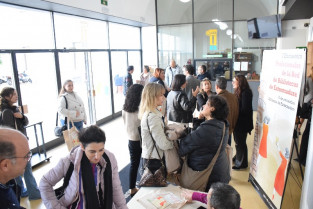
[{"xmin": 0, "ymin": 59, "xmax": 256, "ymax": 209}]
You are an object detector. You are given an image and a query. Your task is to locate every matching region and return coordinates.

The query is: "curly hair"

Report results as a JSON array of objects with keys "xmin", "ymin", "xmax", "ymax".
[
  {"xmin": 0, "ymin": 87, "xmax": 15, "ymax": 111},
  {"xmin": 234, "ymin": 74, "xmax": 252, "ymax": 99},
  {"xmin": 123, "ymin": 84, "xmax": 144, "ymax": 113}
]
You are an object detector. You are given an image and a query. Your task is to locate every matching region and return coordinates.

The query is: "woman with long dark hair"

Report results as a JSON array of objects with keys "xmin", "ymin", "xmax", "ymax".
[
  {"xmin": 58, "ymin": 80, "xmax": 87, "ymax": 131},
  {"xmin": 0, "ymin": 87, "xmax": 41, "ymax": 200},
  {"xmin": 122, "ymin": 84, "xmax": 144, "ymax": 196},
  {"xmin": 232, "ymin": 75, "xmax": 253, "ymax": 170},
  {"xmin": 167, "ymin": 74, "xmax": 199, "ymax": 125}
]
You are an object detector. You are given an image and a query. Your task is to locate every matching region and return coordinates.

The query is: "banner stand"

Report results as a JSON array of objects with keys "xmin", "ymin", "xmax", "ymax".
[{"xmin": 249, "ymin": 174, "xmax": 277, "ymax": 209}]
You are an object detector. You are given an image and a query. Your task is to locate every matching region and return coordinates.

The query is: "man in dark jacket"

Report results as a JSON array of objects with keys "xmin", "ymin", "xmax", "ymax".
[
  {"xmin": 0, "ymin": 128, "xmax": 30, "ymax": 209},
  {"xmin": 123, "ymin": 65, "xmax": 134, "ymax": 96}
]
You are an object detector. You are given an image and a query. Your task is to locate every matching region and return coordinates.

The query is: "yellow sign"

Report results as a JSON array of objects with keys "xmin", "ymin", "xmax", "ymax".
[{"xmin": 206, "ymin": 29, "xmax": 217, "ymax": 50}]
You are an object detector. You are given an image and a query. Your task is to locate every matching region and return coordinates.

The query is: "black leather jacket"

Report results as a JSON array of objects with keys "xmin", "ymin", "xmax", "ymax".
[
  {"xmin": 166, "ymin": 90, "xmax": 196, "ymax": 123},
  {"xmin": 179, "ymin": 119, "xmax": 231, "ymax": 184}
]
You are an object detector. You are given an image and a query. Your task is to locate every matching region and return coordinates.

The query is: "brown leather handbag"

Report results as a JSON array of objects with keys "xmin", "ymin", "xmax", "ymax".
[{"xmin": 138, "ymin": 113, "xmax": 167, "ymax": 187}]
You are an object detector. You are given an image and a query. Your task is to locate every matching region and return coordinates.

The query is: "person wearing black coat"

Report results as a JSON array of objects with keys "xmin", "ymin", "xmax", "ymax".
[
  {"xmin": 179, "ymin": 95, "xmax": 231, "ymax": 191},
  {"xmin": 232, "ymin": 75, "xmax": 253, "ymax": 170},
  {"xmin": 167, "ymin": 74, "xmax": 199, "ymax": 124}
]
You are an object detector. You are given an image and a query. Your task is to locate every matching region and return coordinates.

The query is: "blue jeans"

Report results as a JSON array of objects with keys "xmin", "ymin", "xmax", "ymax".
[
  {"xmin": 61, "ymin": 119, "xmax": 83, "ymax": 131},
  {"xmin": 16, "ymin": 161, "xmax": 41, "ymax": 200}
]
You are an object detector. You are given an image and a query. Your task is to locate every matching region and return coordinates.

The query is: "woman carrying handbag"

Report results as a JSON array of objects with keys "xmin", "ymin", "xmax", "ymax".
[
  {"xmin": 179, "ymin": 95, "xmax": 230, "ymax": 192},
  {"xmin": 138, "ymin": 83, "xmax": 173, "ymax": 186},
  {"xmin": 58, "ymin": 80, "xmax": 87, "ymax": 131}
]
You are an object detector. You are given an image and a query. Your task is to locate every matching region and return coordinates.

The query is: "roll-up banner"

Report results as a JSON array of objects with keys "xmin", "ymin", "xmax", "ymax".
[{"xmin": 249, "ymin": 49, "xmax": 306, "ymax": 209}]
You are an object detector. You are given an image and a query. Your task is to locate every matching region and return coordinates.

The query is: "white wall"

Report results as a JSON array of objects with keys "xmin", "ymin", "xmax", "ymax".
[
  {"xmin": 44, "ymin": 0, "xmax": 156, "ymax": 25},
  {"xmin": 276, "ymin": 19, "xmax": 310, "ymax": 49}
]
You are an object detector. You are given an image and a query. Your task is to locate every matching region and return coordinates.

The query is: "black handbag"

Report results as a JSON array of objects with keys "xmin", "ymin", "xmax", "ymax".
[
  {"xmin": 138, "ymin": 113, "xmax": 167, "ymax": 187},
  {"xmin": 54, "ymin": 163, "xmax": 74, "ymax": 199},
  {"xmin": 54, "ymin": 96, "xmax": 68, "ymax": 137}
]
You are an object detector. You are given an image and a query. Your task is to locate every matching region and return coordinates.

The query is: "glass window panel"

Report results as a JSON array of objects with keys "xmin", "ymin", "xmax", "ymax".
[
  {"xmin": 158, "ymin": 24, "xmax": 192, "ymax": 69},
  {"xmin": 109, "ymin": 23, "xmax": 140, "ymax": 49},
  {"xmin": 54, "ymin": 13, "xmax": 108, "ymax": 49},
  {"xmin": 234, "ymin": 0, "xmax": 278, "ymax": 20},
  {"xmin": 0, "ymin": 3, "xmax": 54, "ymax": 49},
  {"xmin": 157, "ymin": 0, "xmax": 192, "ymax": 25},
  {"xmin": 111, "ymin": 52, "xmax": 127, "ymax": 113},
  {"xmin": 0, "ymin": 54, "xmax": 15, "ymax": 90},
  {"xmin": 59, "ymin": 52, "xmax": 92, "ymax": 124},
  {"xmin": 16, "ymin": 53, "xmax": 57, "ymax": 148},
  {"xmin": 194, "ymin": 22, "xmax": 232, "ymax": 59},
  {"xmin": 90, "ymin": 52, "xmax": 112, "ymax": 120},
  {"xmin": 128, "ymin": 51, "xmax": 142, "ymax": 84},
  {"xmin": 194, "ymin": 0, "xmax": 233, "ymax": 22},
  {"xmin": 142, "ymin": 26, "xmax": 157, "ymax": 68}
]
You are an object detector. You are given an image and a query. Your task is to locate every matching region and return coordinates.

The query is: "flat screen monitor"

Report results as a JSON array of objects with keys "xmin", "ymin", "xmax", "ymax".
[{"xmin": 247, "ymin": 14, "xmax": 282, "ymax": 39}]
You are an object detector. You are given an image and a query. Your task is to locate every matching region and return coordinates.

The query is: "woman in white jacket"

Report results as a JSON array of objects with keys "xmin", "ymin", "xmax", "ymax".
[
  {"xmin": 139, "ymin": 83, "xmax": 173, "ymax": 174},
  {"xmin": 58, "ymin": 80, "xmax": 87, "ymax": 131}
]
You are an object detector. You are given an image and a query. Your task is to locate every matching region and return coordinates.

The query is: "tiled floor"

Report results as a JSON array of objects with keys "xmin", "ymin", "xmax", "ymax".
[{"xmin": 20, "ymin": 113, "xmax": 303, "ymax": 209}]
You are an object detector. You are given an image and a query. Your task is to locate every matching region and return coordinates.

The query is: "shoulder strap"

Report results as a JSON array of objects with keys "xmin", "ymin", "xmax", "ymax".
[
  {"xmin": 62, "ymin": 162, "xmax": 74, "ymax": 189},
  {"xmin": 63, "ymin": 96, "xmax": 68, "ymax": 124},
  {"xmin": 143, "ymin": 112, "xmax": 165, "ymax": 168},
  {"xmin": 56, "ymin": 96, "xmax": 68, "ymax": 126},
  {"xmin": 209, "ymin": 123, "xmax": 226, "ymax": 167}
]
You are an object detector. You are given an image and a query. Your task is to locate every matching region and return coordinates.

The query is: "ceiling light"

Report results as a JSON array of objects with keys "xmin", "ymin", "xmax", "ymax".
[{"xmin": 180, "ymin": 0, "xmax": 191, "ymax": 2}]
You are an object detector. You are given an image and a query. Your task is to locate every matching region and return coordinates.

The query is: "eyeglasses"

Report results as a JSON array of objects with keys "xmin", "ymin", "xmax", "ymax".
[{"xmin": 8, "ymin": 151, "xmax": 32, "ymax": 162}]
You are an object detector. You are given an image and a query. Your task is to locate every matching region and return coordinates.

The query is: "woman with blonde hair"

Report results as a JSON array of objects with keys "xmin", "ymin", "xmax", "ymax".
[
  {"xmin": 58, "ymin": 79, "xmax": 87, "ymax": 131},
  {"xmin": 139, "ymin": 83, "xmax": 173, "ymax": 175}
]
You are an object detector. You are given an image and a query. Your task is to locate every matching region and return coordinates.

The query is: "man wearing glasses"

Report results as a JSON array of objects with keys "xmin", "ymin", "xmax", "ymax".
[{"xmin": 0, "ymin": 127, "xmax": 31, "ymax": 209}]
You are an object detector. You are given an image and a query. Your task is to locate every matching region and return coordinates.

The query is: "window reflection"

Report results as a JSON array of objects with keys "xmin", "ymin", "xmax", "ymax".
[
  {"xmin": 54, "ymin": 13, "xmax": 108, "ymax": 49},
  {"xmin": 0, "ymin": 3, "xmax": 54, "ymax": 49},
  {"xmin": 16, "ymin": 53, "xmax": 58, "ymax": 147},
  {"xmin": 0, "ymin": 54, "xmax": 14, "ymax": 89}
]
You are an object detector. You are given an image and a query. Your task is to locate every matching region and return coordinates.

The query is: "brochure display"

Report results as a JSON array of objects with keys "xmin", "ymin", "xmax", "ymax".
[{"xmin": 249, "ymin": 49, "xmax": 306, "ymax": 209}]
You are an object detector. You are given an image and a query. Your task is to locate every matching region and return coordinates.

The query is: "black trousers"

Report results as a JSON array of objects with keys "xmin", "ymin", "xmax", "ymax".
[
  {"xmin": 128, "ymin": 140, "xmax": 142, "ymax": 189},
  {"xmin": 299, "ymin": 120, "xmax": 310, "ymax": 166},
  {"xmin": 233, "ymin": 130, "xmax": 248, "ymax": 167}
]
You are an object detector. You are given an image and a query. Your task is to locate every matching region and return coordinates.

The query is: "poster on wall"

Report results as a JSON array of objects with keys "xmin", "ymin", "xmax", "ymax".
[{"xmin": 249, "ymin": 49, "xmax": 306, "ymax": 209}]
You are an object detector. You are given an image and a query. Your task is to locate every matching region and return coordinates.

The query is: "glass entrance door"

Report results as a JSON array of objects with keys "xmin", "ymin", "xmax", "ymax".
[{"xmin": 59, "ymin": 51, "xmax": 112, "ymax": 125}]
